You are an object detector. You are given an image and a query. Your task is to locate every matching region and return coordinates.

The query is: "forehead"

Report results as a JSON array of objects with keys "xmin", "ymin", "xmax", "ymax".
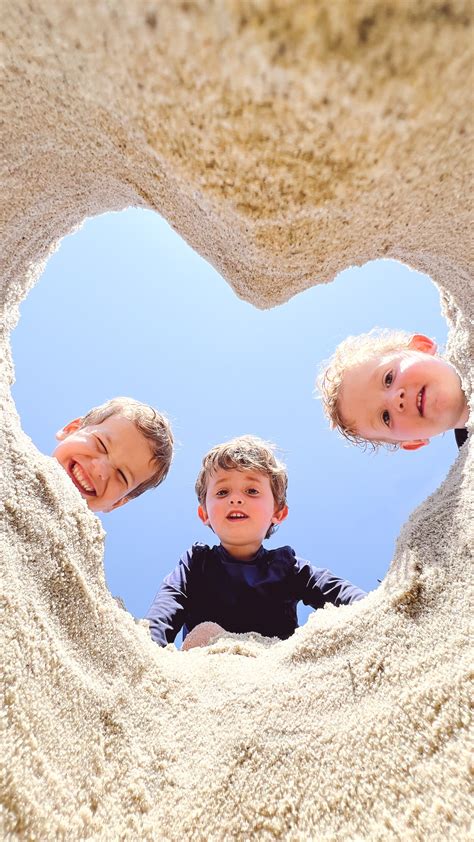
[
  {"xmin": 89, "ymin": 413, "xmax": 138, "ymax": 437},
  {"xmin": 338, "ymin": 356, "xmax": 388, "ymax": 426},
  {"xmin": 92, "ymin": 414, "xmax": 154, "ymax": 467},
  {"xmin": 342, "ymin": 350, "xmax": 405, "ymax": 388},
  {"xmin": 207, "ymin": 467, "xmax": 269, "ymax": 486}
]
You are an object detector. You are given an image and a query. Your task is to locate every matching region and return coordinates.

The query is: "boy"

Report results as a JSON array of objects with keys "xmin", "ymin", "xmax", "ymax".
[
  {"xmin": 147, "ymin": 435, "xmax": 365, "ymax": 647},
  {"xmin": 53, "ymin": 397, "xmax": 174, "ymax": 513},
  {"xmin": 318, "ymin": 330, "xmax": 469, "ymax": 451}
]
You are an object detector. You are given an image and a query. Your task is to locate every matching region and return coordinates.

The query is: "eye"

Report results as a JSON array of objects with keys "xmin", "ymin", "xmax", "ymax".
[
  {"xmin": 117, "ymin": 469, "xmax": 128, "ymax": 486},
  {"xmin": 95, "ymin": 436, "xmax": 107, "ymax": 453},
  {"xmin": 382, "ymin": 410, "xmax": 391, "ymax": 427},
  {"xmin": 246, "ymin": 487, "xmax": 259, "ymax": 495},
  {"xmin": 383, "ymin": 370, "xmax": 394, "ymax": 387},
  {"xmin": 216, "ymin": 489, "xmax": 228, "ymax": 497}
]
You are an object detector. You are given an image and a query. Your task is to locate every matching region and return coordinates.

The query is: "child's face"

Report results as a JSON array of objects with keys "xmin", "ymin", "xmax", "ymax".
[
  {"xmin": 53, "ymin": 414, "xmax": 156, "ymax": 512},
  {"xmin": 338, "ymin": 335, "xmax": 468, "ymax": 449},
  {"xmin": 198, "ymin": 467, "xmax": 288, "ymax": 560}
]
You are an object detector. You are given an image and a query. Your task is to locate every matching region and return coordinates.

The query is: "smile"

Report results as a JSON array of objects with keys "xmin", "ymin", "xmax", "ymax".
[
  {"xmin": 227, "ymin": 512, "xmax": 248, "ymax": 520},
  {"xmin": 416, "ymin": 387, "xmax": 425, "ymax": 417},
  {"xmin": 69, "ymin": 461, "xmax": 96, "ymax": 496}
]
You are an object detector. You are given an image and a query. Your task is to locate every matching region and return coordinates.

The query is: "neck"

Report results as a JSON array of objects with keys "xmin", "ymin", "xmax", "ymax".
[{"xmin": 220, "ymin": 540, "xmax": 262, "ymax": 561}]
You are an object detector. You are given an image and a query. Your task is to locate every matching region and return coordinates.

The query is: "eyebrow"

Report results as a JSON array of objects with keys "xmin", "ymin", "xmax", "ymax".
[
  {"xmin": 102, "ymin": 434, "xmax": 134, "ymax": 487},
  {"xmin": 213, "ymin": 473, "xmax": 264, "ymax": 486},
  {"xmin": 368, "ymin": 365, "xmax": 386, "ymax": 433}
]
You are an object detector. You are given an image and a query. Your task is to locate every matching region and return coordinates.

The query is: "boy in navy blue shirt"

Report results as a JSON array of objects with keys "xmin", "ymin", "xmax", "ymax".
[{"xmin": 147, "ymin": 435, "xmax": 366, "ymax": 647}]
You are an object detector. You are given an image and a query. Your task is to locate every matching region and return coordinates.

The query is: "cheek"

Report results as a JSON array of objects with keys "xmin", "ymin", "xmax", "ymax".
[
  {"xmin": 53, "ymin": 442, "xmax": 68, "ymax": 464},
  {"xmin": 259, "ymin": 502, "xmax": 274, "ymax": 519},
  {"xmin": 87, "ymin": 499, "xmax": 102, "ymax": 512},
  {"xmin": 205, "ymin": 502, "xmax": 218, "ymax": 520},
  {"xmin": 409, "ymin": 359, "xmax": 437, "ymax": 379}
]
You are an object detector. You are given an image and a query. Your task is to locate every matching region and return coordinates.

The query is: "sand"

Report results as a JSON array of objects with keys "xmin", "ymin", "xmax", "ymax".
[{"xmin": 2, "ymin": 1, "xmax": 473, "ymax": 839}]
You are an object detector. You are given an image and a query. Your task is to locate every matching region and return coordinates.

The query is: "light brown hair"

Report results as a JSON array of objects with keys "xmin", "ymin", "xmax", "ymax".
[
  {"xmin": 81, "ymin": 397, "xmax": 173, "ymax": 499},
  {"xmin": 195, "ymin": 435, "xmax": 288, "ymax": 538}
]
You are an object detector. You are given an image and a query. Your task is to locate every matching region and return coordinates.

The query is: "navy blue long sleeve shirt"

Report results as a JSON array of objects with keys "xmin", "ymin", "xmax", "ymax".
[
  {"xmin": 455, "ymin": 427, "xmax": 468, "ymax": 449},
  {"xmin": 147, "ymin": 543, "xmax": 366, "ymax": 647}
]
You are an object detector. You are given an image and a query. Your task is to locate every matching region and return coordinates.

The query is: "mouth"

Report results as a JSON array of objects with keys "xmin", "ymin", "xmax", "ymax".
[
  {"xmin": 226, "ymin": 511, "xmax": 248, "ymax": 521},
  {"xmin": 416, "ymin": 387, "xmax": 426, "ymax": 417},
  {"xmin": 68, "ymin": 461, "xmax": 96, "ymax": 496}
]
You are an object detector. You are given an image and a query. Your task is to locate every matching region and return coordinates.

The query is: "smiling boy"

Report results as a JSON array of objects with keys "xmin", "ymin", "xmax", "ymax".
[
  {"xmin": 318, "ymin": 330, "xmax": 469, "ymax": 451},
  {"xmin": 53, "ymin": 397, "xmax": 174, "ymax": 512},
  {"xmin": 147, "ymin": 435, "xmax": 366, "ymax": 647},
  {"xmin": 196, "ymin": 460, "xmax": 286, "ymax": 560}
]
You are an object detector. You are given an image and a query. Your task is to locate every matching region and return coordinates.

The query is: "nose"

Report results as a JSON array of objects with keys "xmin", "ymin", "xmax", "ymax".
[
  {"xmin": 92, "ymin": 455, "xmax": 111, "ymax": 481},
  {"xmin": 391, "ymin": 387, "xmax": 405, "ymax": 413},
  {"xmin": 229, "ymin": 492, "xmax": 243, "ymax": 505}
]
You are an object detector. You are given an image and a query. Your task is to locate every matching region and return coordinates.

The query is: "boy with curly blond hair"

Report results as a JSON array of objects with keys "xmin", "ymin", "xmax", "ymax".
[
  {"xmin": 147, "ymin": 434, "xmax": 365, "ymax": 647},
  {"xmin": 318, "ymin": 329, "xmax": 469, "ymax": 451}
]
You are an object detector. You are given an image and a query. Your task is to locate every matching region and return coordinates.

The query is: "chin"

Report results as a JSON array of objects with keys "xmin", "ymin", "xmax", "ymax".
[{"xmin": 86, "ymin": 500, "xmax": 102, "ymax": 512}]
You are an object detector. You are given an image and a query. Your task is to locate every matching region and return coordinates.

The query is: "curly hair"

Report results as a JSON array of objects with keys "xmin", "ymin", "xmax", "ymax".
[
  {"xmin": 317, "ymin": 328, "xmax": 415, "ymax": 451},
  {"xmin": 80, "ymin": 397, "xmax": 173, "ymax": 499},
  {"xmin": 195, "ymin": 435, "xmax": 288, "ymax": 538}
]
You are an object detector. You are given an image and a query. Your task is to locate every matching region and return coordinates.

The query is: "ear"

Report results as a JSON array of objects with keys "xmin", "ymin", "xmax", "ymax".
[
  {"xmin": 197, "ymin": 505, "xmax": 210, "ymax": 526},
  {"xmin": 400, "ymin": 439, "xmax": 430, "ymax": 451},
  {"xmin": 272, "ymin": 504, "xmax": 289, "ymax": 525},
  {"xmin": 55, "ymin": 417, "xmax": 83, "ymax": 441},
  {"xmin": 408, "ymin": 334, "xmax": 437, "ymax": 356}
]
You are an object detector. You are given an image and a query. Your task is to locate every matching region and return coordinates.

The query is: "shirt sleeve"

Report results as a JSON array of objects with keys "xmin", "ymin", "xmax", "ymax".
[
  {"xmin": 455, "ymin": 428, "xmax": 468, "ymax": 449},
  {"xmin": 293, "ymin": 555, "xmax": 367, "ymax": 609},
  {"xmin": 146, "ymin": 547, "xmax": 195, "ymax": 646}
]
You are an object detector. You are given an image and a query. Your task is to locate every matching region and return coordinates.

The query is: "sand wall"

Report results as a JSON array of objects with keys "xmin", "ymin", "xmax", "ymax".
[{"xmin": 2, "ymin": 2, "xmax": 473, "ymax": 839}]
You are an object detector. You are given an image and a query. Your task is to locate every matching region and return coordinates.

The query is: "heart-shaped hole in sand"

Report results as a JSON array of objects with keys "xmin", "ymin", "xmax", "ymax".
[{"xmin": 11, "ymin": 208, "xmax": 459, "ymax": 642}]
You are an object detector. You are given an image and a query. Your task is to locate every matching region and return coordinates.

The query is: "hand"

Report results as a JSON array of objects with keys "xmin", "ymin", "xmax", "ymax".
[{"xmin": 181, "ymin": 622, "xmax": 226, "ymax": 650}]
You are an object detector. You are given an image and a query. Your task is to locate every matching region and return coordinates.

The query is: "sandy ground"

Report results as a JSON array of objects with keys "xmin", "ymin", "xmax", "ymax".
[{"xmin": 2, "ymin": 2, "xmax": 473, "ymax": 838}]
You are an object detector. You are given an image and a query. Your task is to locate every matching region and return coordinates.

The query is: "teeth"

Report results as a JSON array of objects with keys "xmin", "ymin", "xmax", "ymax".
[
  {"xmin": 228, "ymin": 513, "xmax": 246, "ymax": 519},
  {"xmin": 417, "ymin": 389, "xmax": 423, "ymax": 414},
  {"xmin": 71, "ymin": 463, "xmax": 94, "ymax": 493}
]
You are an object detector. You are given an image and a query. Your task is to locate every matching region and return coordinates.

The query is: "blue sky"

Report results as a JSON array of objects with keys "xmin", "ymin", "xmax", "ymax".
[{"xmin": 12, "ymin": 209, "xmax": 458, "ymax": 643}]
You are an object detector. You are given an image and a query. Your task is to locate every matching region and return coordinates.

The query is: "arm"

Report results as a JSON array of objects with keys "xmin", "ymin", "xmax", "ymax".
[
  {"xmin": 146, "ymin": 548, "xmax": 194, "ymax": 646},
  {"xmin": 294, "ymin": 556, "xmax": 366, "ymax": 609}
]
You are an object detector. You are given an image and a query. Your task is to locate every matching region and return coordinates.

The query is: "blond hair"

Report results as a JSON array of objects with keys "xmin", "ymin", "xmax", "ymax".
[
  {"xmin": 195, "ymin": 435, "xmax": 288, "ymax": 538},
  {"xmin": 81, "ymin": 397, "xmax": 173, "ymax": 499},
  {"xmin": 317, "ymin": 328, "xmax": 414, "ymax": 451}
]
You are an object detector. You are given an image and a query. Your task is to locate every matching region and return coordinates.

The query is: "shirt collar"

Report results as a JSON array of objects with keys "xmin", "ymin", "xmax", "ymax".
[{"xmin": 217, "ymin": 543, "xmax": 266, "ymax": 564}]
